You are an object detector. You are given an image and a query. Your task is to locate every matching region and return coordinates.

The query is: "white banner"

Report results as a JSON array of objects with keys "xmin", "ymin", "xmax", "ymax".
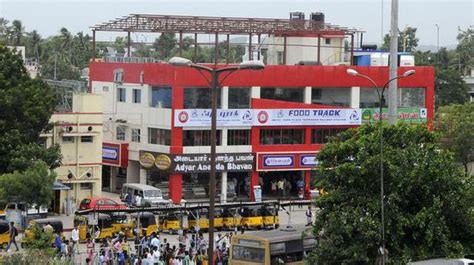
[{"xmin": 174, "ymin": 108, "xmax": 362, "ymax": 127}]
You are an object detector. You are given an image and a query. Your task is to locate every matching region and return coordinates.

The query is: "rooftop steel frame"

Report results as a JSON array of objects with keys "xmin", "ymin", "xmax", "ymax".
[{"xmin": 91, "ymin": 14, "xmax": 359, "ymax": 35}]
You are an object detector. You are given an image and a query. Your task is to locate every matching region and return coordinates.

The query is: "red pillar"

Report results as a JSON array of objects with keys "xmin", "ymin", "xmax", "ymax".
[
  {"xmin": 169, "ymin": 174, "xmax": 183, "ymax": 204},
  {"xmin": 304, "ymin": 171, "xmax": 311, "ymax": 199},
  {"xmin": 250, "ymin": 171, "xmax": 259, "ymax": 201}
]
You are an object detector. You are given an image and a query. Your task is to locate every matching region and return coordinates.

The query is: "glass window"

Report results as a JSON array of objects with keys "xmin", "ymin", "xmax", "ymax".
[
  {"xmin": 261, "ymin": 87, "xmax": 304, "ymax": 103},
  {"xmin": 183, "ymin": 130, "xmax": 222, "ymax": 146},
  {"xmin": 131, "ymin": 128, "xmax": 141, "ymax": 143},
  {"xmin": 325, "ymin": 38, "xmax": 331, "ymax": 45},
  {"xmin": 259, "ymin": 129, "xmax": 304, "ymax": 145},
  {"xmin": 398, "ymin": 88, "xmax": 425, "ymax": 107},
  {"xmin": 116, "ymin": 126, "xmax": 126, "ymax": 141},
  {"xmin": 228, "ymin": 130, "xmax": 251, "ymax": 145},
  {"xmin": 232, "ymin": 246, "xmax": 264, "ymax": 263},
  {"xmin": 311, "ymin": 87, "xmax": 351, "ymax": 107},
  {"xmin": 102, "ymin": 86, "xmax": 109, "ymax": 92},
  {"xmin": 114, "ymin": 69, "xmax": 123, "ymax": 83},
  {"xmin": 132, "ymin": 89, "xmax": 141, "ymax": 104},
  {"xmin": 62, "ymin": 136, "xmax": 74, "ymax": 143},
  {"xmin": 228, "ymin": 87, "xmax": 251, "ymax": 108},
  {"xmin": 81, "ymin": 136, "xmax": 93, "ymax": 143},
  {"xmin": 148, "ymin": 128, "xmax": 171, "ymax": 145},
  {"xmin": 118, "ymin": 87, "xmax": 126, "ymax": 102},
  {"xmin": 360, "ymin": 87, "xmax": 386, "ymax": 108},
  {"xmin": 184, "ymin": 87, "xmax": 222, "ymax": 109},
  {"xmin": 311, "ymin": 128, "xmax": 348, "ymax": 144},
  {"xmin": 277, "ymin": 51, "xmax": 284, "ymax": 65},
  {"xmin": 150, "ymin": 86, "xmax": 172, "ymax": 108}
]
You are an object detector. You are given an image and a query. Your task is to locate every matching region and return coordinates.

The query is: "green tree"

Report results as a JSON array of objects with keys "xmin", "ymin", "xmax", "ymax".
[
  {"xmin": 381, "ymin": 26, "xmax": 419, "ymax": 52},
  {"xmin": 153, "ymin": 33, "xmax": 177, "ymax": 60},
  {"xmin": 0, "ymin": 45, "xmax": 61, "ymax": 173},
  {"xmin": 435, "ymin": 68, "xmax": 469, "ymax": 107},
  {"xmin": 113, "ymin": 36, "xmax": 126, "ymax": 54},
  {"xmin": 10, "ymin": 20, "xmax": 24, "ymax": 46},
  {"xmin": 308, "ymin": 124, "xmax": 474, "ymax": 264},
  {"xmin": 436, "ymin": 102, "xmax": 474, "ymax": 174},
  {"xmin": 456, "ymin": 26, "xmax": 474, "ymax": 76},
  {"xmin": 0, "ymin": 161, "xmax": 56, "ymax": 207}
]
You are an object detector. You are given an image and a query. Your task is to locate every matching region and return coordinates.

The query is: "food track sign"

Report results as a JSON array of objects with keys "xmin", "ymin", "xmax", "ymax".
[{"xmin": 174, "ymin": 108, "xmax": 362, "ymax": 127}]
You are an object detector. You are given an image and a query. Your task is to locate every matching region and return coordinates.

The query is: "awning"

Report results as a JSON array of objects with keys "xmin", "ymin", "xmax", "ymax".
[{"xmin": 53, "ymin": 181, "xmax": 71, "ymax": 191}]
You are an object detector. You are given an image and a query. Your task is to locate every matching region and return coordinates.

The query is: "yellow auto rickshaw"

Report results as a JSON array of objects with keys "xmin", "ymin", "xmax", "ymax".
[
  {"xmin": 110, "ymin": 212, "xmax": 133, "ymax": 238},
  {"xmin": 74, "ymin": 213, "xmax": 115, "ymax": 241},
  {"xmin": 160, "ymin": 212, "xmax": 185, "ymax": 234},
  {"xmin": 260, "ymin": 205, "xmax": 279, "ymax": 229},
  {"xmin": 131, "ymin": 212, "xmax": 158, "ymax": 237},
  {"xmin": 23, "ymin": 218, "xmax": 65, "ymax": 246},
  {"xmin": 221, "ymin": 208, "xmax": 241, "ymax": 230},
  {"xmin": 0, "ymin": 220, "xmax": 9, "ymax": 249},
  {"xmin": 239, "ymin": 206, "xmax": 262, "ymax": 230}
]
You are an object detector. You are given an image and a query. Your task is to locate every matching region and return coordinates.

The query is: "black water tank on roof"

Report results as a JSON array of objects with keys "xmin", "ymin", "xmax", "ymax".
[
  {"xmin": 361, "ymin": 44, "xmax": 378, "ymax": 51},
  {"xmin": 310, "ymin": 12, "xmax": 325, "ymax": 29},
  {"xmin": 290, "ymin": 12, "xmax": 305, "ymax": 21}
]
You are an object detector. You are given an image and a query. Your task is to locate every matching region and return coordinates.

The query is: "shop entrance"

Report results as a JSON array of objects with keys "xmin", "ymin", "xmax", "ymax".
[
  {"xmin": 102, "ymin": 166, "xmax": 111, "ymax": 192},
  {"xmin": 227, "ymin": 172, "xmax": 251, "ymax": 199},
  {"xmin": 259, "ymin": 171, "xmax": 304, "ymax": 199}
]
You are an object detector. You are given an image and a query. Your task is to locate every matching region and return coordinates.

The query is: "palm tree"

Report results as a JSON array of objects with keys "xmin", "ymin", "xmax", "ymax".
[{"xmin": 11, "ymin": 20, "xmax": 24, "ymax": 46}]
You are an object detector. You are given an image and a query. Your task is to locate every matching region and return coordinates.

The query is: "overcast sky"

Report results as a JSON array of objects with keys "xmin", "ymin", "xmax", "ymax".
[{"xmin": 1, "ymin": 0, "xmax": 472, "ymax": 47}]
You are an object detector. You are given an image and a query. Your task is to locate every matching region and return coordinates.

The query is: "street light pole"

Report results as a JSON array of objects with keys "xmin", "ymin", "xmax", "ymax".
[
  {"xmin": 169, "ymin": 57, "xmax": 264, "ymax": 264},
  {"xmin": 435, "ymin": 24, "xmax": 440, "ymax": 63},
  {"xmin": 346, "ymin": 68, "xmax": 415, "ymax": 265}
]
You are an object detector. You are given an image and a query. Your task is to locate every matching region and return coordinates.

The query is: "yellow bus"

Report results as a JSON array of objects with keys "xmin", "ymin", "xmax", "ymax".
[{"xmin": 229, "ymin": 225, "xmax": 316, "ymax": 265}]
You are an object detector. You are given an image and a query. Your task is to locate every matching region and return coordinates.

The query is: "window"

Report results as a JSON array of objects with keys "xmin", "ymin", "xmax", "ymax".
[
  {"xmin": 325, "ymin": 38, "xmax": 331, "ymax": 45},
  {"xmin": 148, "ymin": 128, "xmax": 171, "ymax": 145},
  {"xmin": 62, "ymin": 136, "xmax": 74, "ymax": 143},
  {"xmin": 132, "ymin": 89, "xmax": 141, "ymax": 104},
  {"xmin": 131, "ymin": 128, "xmax": 141, "ymax": 143},
  {"xmin": 261, "ymin": 87, "xmax": 304, "ymax": 103},
  {"xmin": 311, "ymin": 87, "xmax": 351, "ymax": 107},
  {"xmin": 277, "ymin": 51, "xmax": 284, "ymax": 65},
  {"xmin": 81, "ymin": 136, "xmax": 93, "ymax": 143},
  {"xmin": 228, "ymin": 130, "xmax": 251, "ymax": 145},
  {"xmin": 183, "ymin": 130, "xmax": 222, "ymax": 146},
  {"xmin": 116, "ymin": 126, "xmax": 126, "ymax": 141},
  {"xmin": 360, "ymin": 87, "xmax": 386, "ymax": 108},
  {"xmin": 398, "ymin": 88, "xmax": 425, "ymax": 107},
  {"xmin": 232, "ymin": 246, "xmax": 264, "ymax": 263},
  {"xmin": 228, "ymin": 87, "xmax": 251, "ymax": 108},
  {"xmin": 80, "ymin": 183, "xmax": 93, "ymax": 190},
  {"xmin": 102, "ymin": 86, "xmax": 109, "ymax": 92},
  {"xmin": 259, "ymin": 129, "xmax": 304, "ymax": 145},
  {"xmin": 114, "ymin": 69, "xmax": 123, "ymax": 83},
  {"xmin": 184, "ymin": 87, "xmax": 222, "ymax": 109},
  {"xmin": 311, "ymin": 128, "xmax": 348, "ymax": 144},
  {"xmin": 150, "ymin": 86, "xmax": 172, "ymax": 108},
  {"xmin": 118, "ymin": 87, "xmax": 126, "ymax": 102}
]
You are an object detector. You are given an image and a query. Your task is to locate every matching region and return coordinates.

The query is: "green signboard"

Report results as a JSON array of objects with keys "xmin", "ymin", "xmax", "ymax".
[{"xmin": 361, "ymin": 108, "xmax": 428, "ymax": 124}]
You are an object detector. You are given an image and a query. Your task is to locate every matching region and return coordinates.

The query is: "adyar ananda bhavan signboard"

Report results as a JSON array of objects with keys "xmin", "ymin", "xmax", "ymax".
[{"xmin": 174, "ymin": 108, "xmax": 362, "ymax": 127}]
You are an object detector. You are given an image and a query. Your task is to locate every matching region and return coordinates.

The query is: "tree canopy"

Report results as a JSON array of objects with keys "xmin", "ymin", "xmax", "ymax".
[
  {"xmin": 308, "ymin": 124, "xmax": 474, "ymax": 264},
  {"xmin": 381, "ymin": 26, "xmax": 419, "ymax": 52}
]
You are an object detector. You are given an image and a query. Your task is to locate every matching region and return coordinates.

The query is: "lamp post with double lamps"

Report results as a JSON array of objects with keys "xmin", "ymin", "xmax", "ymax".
[
  {"xmin": 169, "ymin": 57, "xmax": 265, "ymax": 263},
  {"xmin": 346, "ymin": 68, "xmax": 415, "ymax": 264}
]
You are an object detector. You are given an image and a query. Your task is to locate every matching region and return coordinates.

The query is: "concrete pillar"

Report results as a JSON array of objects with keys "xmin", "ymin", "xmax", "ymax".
[
  {"xmin": 221, "ymin": 171, "xmax": 228, "ymax": 203},
  {"xmin": 304, "ymin": 86, "xmax": 312, "ymax": 104},
  {"xmin": 250, "ymin": 171, "xmax": 259, "ymax": 201},
  {"xmin": 222, "ymin": 86, "xmax": 229, "ymax": 109},
  {"xmin": 169, "ymin": 174, "xmax": 183, "ymax": 204},
  {"xmin": 139, "ymin": 168, "xmax": 147, "ymax": 184},
  {"xmin": 351, "ymin": 86, "xmax": 360, "ymax": 108},
  {"xmin": 251, "ymin": 86, "xmax": 261, "ymax": 99}
]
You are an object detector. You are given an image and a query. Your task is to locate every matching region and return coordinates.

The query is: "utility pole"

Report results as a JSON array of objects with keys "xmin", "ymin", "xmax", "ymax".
[
  {"xmin": 388, "ymin": 0, "xmax": 399, "ymax": 125},
  {"xmin": 435, "ymin": 24, "xmax": 440, "ymax": 64}
]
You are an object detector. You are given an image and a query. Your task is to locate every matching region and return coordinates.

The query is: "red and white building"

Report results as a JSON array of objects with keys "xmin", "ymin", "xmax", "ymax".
[{"xmin": 90, "ymin": 62, "xmax": 434, "ymax": 204}]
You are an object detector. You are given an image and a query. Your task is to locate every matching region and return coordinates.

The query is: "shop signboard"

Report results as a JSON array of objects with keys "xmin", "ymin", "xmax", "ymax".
[
  {"xmin": 257, "ymin": 153, "xmax": 318, "ymax": 171},
  {"xmin": 361, "ymin": 108, "xmax": 427, "ymax": 124},
  {"xmin": 103, "ymin": 142, "xmax": 129, "ymax": 167},
  {"xmin": 174, "ymin": 108, "xmax": 362, "ymax": 127},
  {"xmin": 138, "ymin": 152, "xmax": 254, "ymax": 173}
]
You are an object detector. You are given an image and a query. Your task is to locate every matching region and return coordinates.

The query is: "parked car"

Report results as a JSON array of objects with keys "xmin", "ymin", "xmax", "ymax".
[
  {"xmin": 79, "ymin": 197, "xmax": 127, "ymax": 211},
  {"xmin": 121, "ymin": 183, "xmax": 171, "ymax": 207}
]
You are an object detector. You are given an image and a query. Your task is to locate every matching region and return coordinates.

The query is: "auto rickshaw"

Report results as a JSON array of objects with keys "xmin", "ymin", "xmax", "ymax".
[
  {"xmin": 260, "ymin": 205, "xmax": 279, "ymax": 229},
  {"xmin": 131, "ymin": 212, "xmax": 158, "ymax": 237},
  {"xmin": 221, "ymin": 208, "xmax": 241, "ymax": 230},
  {"xmin": 239, "ymin": 206, "xmax": 263, "ymax": 230},
  {"xmin": 0, "ymin": 220, "xmax": 9, "ymax": 249},
  {"xmin": 22, "ymin": 218, "xmax": 64, "ymax": 246},
  {"xmin": 74, "ymin": 213, "xmax": 115, "ymax": 241},
  {"xmin": 110, "ymin": 212, "xmax": 133, "ymax": 238},
  {"xmin": 188, "ymin": 209, "xmax": 210, "ymax": 232},
  {"xmin": 159, "ymin": 212, "xmax": 185, "ymax": 234}
]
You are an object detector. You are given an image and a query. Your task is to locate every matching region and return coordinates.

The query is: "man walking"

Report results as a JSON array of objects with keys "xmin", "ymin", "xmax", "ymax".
[
  {"xmin": 6, "ymin": 221, "xmax": 19, "ymax": 251},
  {"xmin": 305, "ymin": 206, "xmax": 313, "ymax": 226},
  {"xmin": 71, "ymin": 225, "xmax": 79, "ymax": 253}
]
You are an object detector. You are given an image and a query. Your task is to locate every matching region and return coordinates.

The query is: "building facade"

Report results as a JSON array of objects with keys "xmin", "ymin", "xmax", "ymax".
[
  {"xmin": 43, "ymin": 94, "xmax": 103, "ymax": 213},
  {"xmin": 90, "ymin": 62, "xmax": 435, "ymax": 204}
]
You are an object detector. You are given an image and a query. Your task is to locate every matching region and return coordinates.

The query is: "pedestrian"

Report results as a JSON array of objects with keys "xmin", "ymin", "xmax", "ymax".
[
  {"xmin": 54, "ymin": 232, "xmax": 62, "ymax": 254},
  {"xmin": 86, "ymin": 238, "xmax": 95, "ymax": 265},
  {"xmin": 305, "ymin": 206, "xmax": 313, "ymax": 226},
  {"xmin": 44, "ymin": 221, "xmax": 54, "ymax": 234},
  {"xmin": 285, "ymin": 179, "xmax": 292, "ymax": 197},
  {"xmin": 71, "ymin": 225, "xmax": 79, "ymax": 253},
  {"xmin": 271, "ymin": 180, "xmax": 277, "ymax": 196},
  {"xmin": 277, "ymin": 179, "xmax": 284, "ymax": 197},
  {"xmin": 5, "ymin": 221, "xmax": 19, "ymax": 252}
]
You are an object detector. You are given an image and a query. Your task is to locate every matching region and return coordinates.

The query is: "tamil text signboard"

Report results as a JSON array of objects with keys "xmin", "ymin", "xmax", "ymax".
[
  {"xmin": 174, "ymin": 108, "xmax": 362, "ymax": 127},
  {"xmin": 361, "ymin": 108, "xmax": 427, "ymax": 124}
]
